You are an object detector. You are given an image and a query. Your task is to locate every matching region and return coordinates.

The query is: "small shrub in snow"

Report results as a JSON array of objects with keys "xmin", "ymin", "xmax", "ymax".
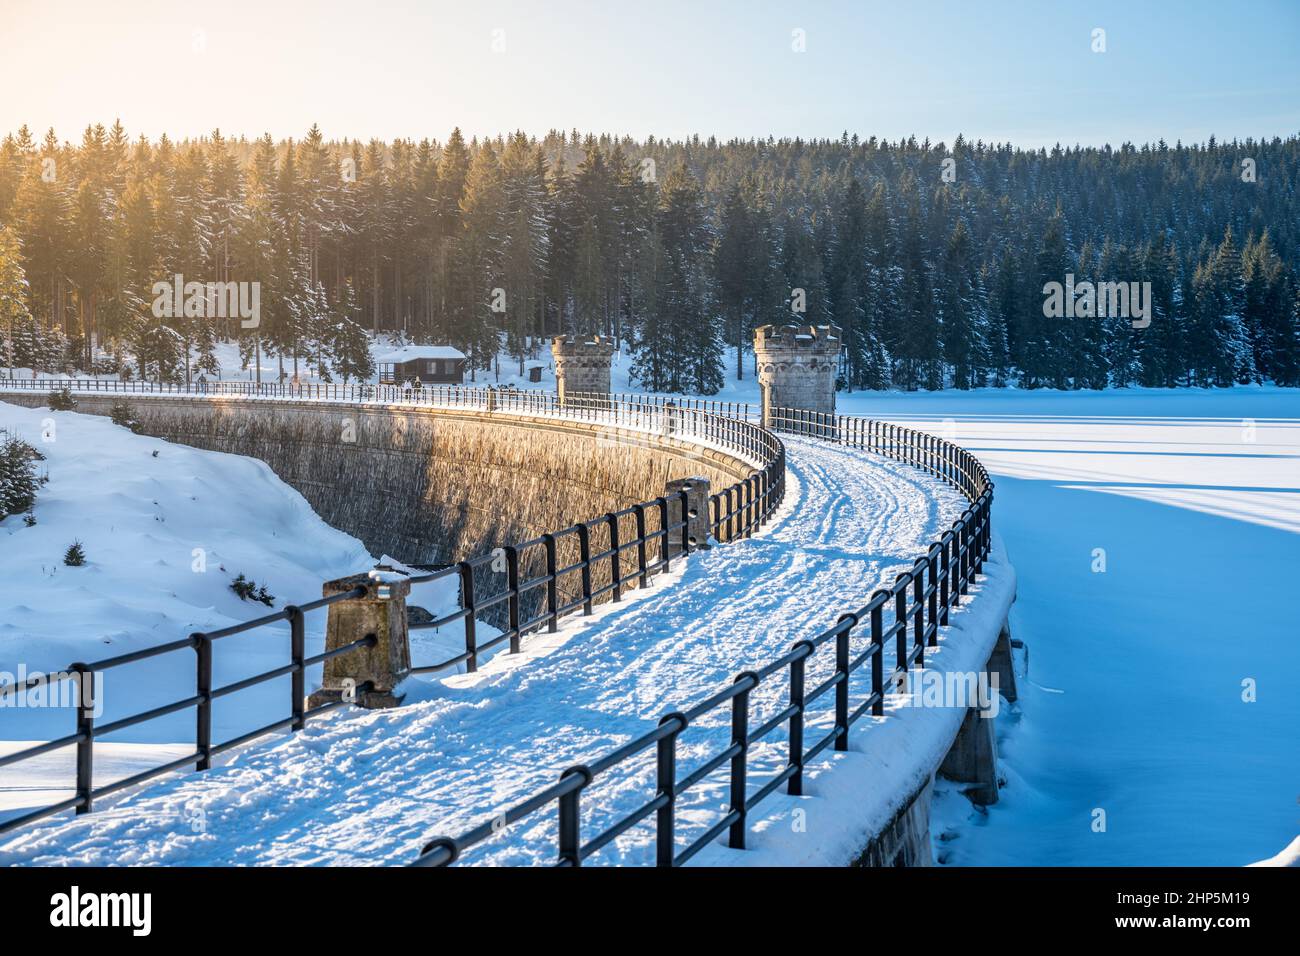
[
  {"xmin": 63, "ymin": 541, "xmax": 86, "ymax": 566},
  {"xmin": 47, "ymin": 387, "xmax": 77, "ymax": 411},
  {"xmin": 0, "ymin": 430, "xmax": 42, "ymax": 519},
  {"xmin": 109, "ymin": 400, "xmax": 143, "ymax": 434},
  {"xmin": 91, "ymin": 354, "xmax": 121, "ymax": 376},
  {"xmin": 23, "ymin": 513, "xmax": 35, "ymax": 527},
  {"xmin": 230, "ymin": 573, "xmax": 275, "ymax": 607}
]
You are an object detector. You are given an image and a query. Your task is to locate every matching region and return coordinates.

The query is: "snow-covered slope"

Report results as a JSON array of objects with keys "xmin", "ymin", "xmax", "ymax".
[
  {"xmin": 0, "ymin": 435, "xmax": 970, "ymax": 866},
  {"xmin": 0, "ymin": 400, "xmax": 382, "ymax": 821},
  {"xmin": 0, "ymin": 401, "xmax": 376, "ymax": 677}
]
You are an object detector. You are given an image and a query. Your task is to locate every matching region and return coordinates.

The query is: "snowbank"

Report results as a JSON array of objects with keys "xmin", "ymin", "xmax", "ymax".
[
  {"xmin": 0, "ymin": 400, "xmax": 383, "ymax": 822},
  {"xmin": 1248, "ymin": 836, "xmax": 1300, "ymax": 867}
]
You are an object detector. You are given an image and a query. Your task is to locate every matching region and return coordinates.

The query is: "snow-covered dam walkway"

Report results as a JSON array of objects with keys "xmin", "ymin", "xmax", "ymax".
[{"xmin": 0, "ymin": 435, "xmax": 994, "ymax": 867}]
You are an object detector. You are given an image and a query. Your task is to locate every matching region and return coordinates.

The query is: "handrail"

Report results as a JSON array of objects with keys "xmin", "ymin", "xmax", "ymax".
[{"xmin": 0, "ymin": 585, "xmax": 370, "ymax": 835}]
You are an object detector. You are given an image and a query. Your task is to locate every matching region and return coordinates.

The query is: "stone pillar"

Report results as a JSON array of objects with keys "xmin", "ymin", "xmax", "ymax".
[
  {"xmin": 753, "ymin": 324, "xmax": 841, "ymax": 431},
  {"xmin": 308, "ymin": 568, "xmax": 411, "ymax": 710},
  {"xmin": 939, "ymin": 706, "xmax": 999, "ymax": 805},
  {"xmin": 552, "ymin": 335, "xmax": 616, "ymax": 405},
  {"xmin": 665, "ymin": 476, "xmax": 711, "ymax": 558}
]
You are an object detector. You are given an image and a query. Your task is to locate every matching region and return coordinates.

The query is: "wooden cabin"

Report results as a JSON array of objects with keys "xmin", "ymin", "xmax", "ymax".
[{"xmin": 375, "ymin": 346, "xmax": 467, "ymax": 385}]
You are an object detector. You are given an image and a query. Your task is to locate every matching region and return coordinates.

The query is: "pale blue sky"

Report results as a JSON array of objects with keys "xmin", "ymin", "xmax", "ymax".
[{"xmin": 3, "ymin": 0, "xmax": 1298, "ymax": 148}]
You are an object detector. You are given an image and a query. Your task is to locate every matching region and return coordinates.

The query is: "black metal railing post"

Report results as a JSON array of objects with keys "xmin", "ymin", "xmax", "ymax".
[
  {"xmin": 459, "ymin": 561, "xmax": 478, "ymax": 672},
  {"xmin": 543, "ymin": 533, "xmax": 558, "ymax": 633},
  {"xmin": 557, "ymin": 765, "xmax": 593, "ymax": 867},
  {"xmin": 787, "ymin": 641, "xmax": 812, "ymax": 795},
  {"xmin": 195, "ymin": 634, "xmax": 213, "ymax": 770},
  {"xmin": 894, "ymin": 580, "xmax": 909, "ymax": 688},
  {"xmin": 634, "ymin": 504, "xmax": 649, "ymax": 589},
  {"xmin": 606, "ymin": 513, "xmax": 621, "ymax": 602},
  {"xmin": 927, "ymin": 547, "xmax": 940, "ymax": 644},
  {"xmin": 288, "ymin": 606, "xmax": 306, "ymax": 731},
  {"xmin": 939, "ymin": 532, "xmax": 953, "ymax": 626},
  {"xmin": 656, "ymin": 713, "xmax": 685, "ymax": 867},
  {"xmin": 870, "ymin": 593, "xmax": 888, "ymax": 716},
  {"xmin": 72, "ymin": 663, "xmax": 94, "ymax": 815},
  {"xmin": 657, "ymin": 497, "xmax": 671, "ymax": 573},
  {"xmin": 835, "ymin": 614, "xmax": 854, "ymax": 751},
  {"xmin": 577, "ymin": 523, "xmax": 593, "ymax": 614},
  {"xmin": 950, "ymin": 520, "xmax": 965, "ymax": 609},
  {"xmin": 728, "ymin": 672, "xmax": 757, "ymax": 849},
  {"xmin": 913, "ymin": 558, "xmax": 927, "ymax": 664},
  {"xmin": 726, "ymin": 485, "xmax": 736, "ymax": 542},
  {"xmin": 959, "ymin": 512, "xmax": 972, "ymax": 595},
  {"xmin": 506, "ymin": 546, "xmax": 521, "ymax": 653}
]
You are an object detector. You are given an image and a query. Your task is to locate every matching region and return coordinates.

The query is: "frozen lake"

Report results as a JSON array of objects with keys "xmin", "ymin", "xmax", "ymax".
[{"xmin": 835, "ymin": 387, "xmax": 1300, "ymax": 866}]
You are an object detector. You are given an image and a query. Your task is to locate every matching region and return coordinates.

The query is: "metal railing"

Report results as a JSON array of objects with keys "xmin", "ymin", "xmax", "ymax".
[
  {"xmin": 0, "ymin": 379, "xmax": 776, "ymax": 473},
  {"xmin": 412, "ymin": 408, "xmax": 993, "ymax": 867},
  {"xmin": 397, "ymin": 399, "xmax": 786, "ymax": 675},
  {"xmin": 0, "ymin": 587, "xmax": 375, "ymax": 835},
  {"xmin": 0, "ymin": 376, "xmax": 761, "ymax": 421},
  {"xmin": 0, "ymin": 381, "xmax": 786, "ymax": 835}
]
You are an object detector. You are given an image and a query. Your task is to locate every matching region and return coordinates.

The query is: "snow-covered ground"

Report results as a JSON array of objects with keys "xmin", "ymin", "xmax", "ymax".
[
  {"xmin": 0, "ymin": 401, "xmax": 463, "ymax": 824},
  {"xmin": 0, "ymin": 432, "xmax": 970, "ymax": 865}
]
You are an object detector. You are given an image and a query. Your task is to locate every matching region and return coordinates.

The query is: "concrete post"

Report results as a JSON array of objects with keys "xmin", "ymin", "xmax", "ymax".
[
  {"xmin": 552, "ymin": 335, "xmax": 616, "ymax": 406},
  {"xmin": 986, "ymin": 619, "xmax": 1019, "ymax": 703},
  {"xmin": 665, "ymin": 476, "xmax": 710, "ymax": 558},
  {"xmin": 938, "ymin": 706, "xmax": 999, "ymax": 805},
  {"xmin": 308, "ymin": 568, "xmax": 412, "ymax": 710},
  {"xmin": 753, "ymin": 324, "xmax": 841, "ymax": 431}
]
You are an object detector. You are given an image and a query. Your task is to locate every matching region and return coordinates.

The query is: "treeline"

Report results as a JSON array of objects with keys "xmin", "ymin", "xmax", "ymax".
[{"xmin": 1, "ymin": 121, "xmax": 1300, "ymax": 390}]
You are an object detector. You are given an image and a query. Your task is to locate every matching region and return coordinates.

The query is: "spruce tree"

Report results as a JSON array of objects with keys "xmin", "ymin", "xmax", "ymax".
[
  {"xmin": 0, "ymin": 225, "xmax": 32, "ymax": 377},
  {"xmin": 330, "ymin": 280, "xmax": 373, "ymax": 383}
]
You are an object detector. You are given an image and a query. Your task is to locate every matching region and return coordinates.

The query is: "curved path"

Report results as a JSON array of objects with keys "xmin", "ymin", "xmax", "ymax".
[{"xmin": 0, "ymin": 437, "xmax": 965, "ymax": 866}]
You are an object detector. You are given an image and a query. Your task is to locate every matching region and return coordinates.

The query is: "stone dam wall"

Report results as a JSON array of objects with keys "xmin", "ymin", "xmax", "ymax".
[{"xmin": 1, "ymin": 392, "xmax": 754, "ymax": 570}]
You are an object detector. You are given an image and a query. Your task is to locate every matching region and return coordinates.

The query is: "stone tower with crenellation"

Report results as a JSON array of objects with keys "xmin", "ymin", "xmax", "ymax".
[
  {"xmin": 752, "ymin": 325, "xmax": 841, "ymax": 428},
  {"xmin": 552, "ymin": 335, "xmax": 616, "ymax": 405}
]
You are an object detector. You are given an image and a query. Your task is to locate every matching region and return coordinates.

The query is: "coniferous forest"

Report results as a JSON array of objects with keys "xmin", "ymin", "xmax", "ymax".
[{"xmin": 1, "ymin": 122, "xmax": 1299, "ymax": 392}]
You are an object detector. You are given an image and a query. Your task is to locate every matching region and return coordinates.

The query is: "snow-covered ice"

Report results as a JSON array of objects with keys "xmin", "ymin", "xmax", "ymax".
[{"xmin": 831, "ymin": 388, "xmax": 1300, "ymax": 867}]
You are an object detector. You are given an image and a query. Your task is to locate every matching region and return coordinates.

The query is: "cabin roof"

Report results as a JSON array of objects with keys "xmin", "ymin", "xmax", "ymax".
[{"xmin": 375, "ymin": 345, "xmax": 467, "ymax": 363}]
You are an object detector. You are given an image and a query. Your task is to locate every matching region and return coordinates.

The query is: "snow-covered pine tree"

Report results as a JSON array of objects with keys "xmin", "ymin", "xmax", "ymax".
[
  {"xmin": 0, "ymin": 224, "xmax": 32, "ymax": 376},
  {"xmin": 938, "ymin": 218, "xmax": 987, "ymax": 389},
  {"xmin": 0, "ymin": 429, "xmax": 41, "ymax": 518},
  {"xmin": 455, "ymin": 142, "xmax": 506, "ymax": 379},
  {"xmin": 330, "ymin": 280, "xmax": 373, "ymax": 383}
]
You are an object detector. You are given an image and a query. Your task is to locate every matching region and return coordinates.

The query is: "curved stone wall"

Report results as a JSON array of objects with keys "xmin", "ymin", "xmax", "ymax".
[{"xmin": 0, "ymin": 392, "xmax": 755, "ymax": 566}]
